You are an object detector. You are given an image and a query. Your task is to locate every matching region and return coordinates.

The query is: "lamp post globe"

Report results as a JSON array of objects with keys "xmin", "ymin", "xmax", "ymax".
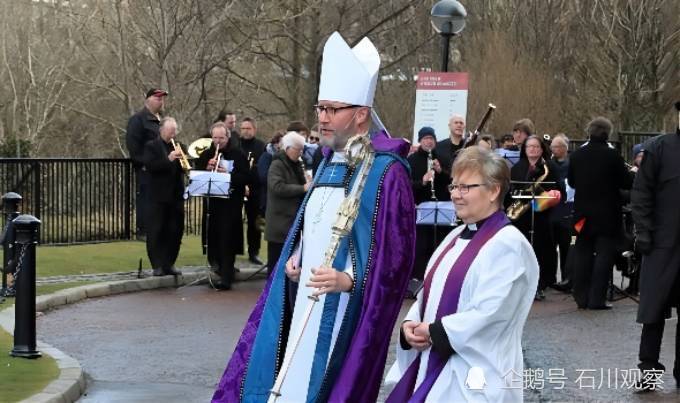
[{"xmin": 430, "ymin": 0, "xmax": 467, "ymax": 72}]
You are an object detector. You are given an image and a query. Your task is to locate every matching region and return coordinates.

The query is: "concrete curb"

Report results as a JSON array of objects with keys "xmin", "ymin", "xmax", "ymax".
[{"xmin": 1, "ymin": 271, "xmax": 213, "ymax": 403}]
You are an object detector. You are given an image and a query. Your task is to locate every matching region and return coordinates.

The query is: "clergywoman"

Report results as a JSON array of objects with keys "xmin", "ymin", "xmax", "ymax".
[{"xmin": 385, "ymin": 147, "xmax": 539, "ymax": 402}]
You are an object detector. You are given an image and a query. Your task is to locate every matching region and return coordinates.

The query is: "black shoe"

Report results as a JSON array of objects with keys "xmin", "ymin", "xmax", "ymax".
[
  {"xmin": 249, "ymin": 255, "xmax": 264, "ymax": 265},
  {"xmin": 534, "ymin": 290, "xmax": 546, "ymax": 301},
  {"xmin": 163, "ymin": 267, "xmax": 182, "ymax": 276},
  {"xmin": 551, "ymin": 281, "xmax": 572, "ymax": 293},
  {"xmin": 152, "ymin": 268, "xmax": 164, "ymax": 276},
  {"xmin": 214, "ymin": 281, "xmax": 232, "ymax": 290},
  {"xmin": 588, "ymin": 304, "xmax": 613, "ymax": 310}
]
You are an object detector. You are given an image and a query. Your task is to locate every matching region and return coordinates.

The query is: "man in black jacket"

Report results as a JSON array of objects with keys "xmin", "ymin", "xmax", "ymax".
[
  {"xmin": 435, "ymin": 114, "xmax": 466, "ymax": 177},
  {"xmin": 631, "ymin": 103, "xmax": 680, "ymax": 389},
  {"xmin": 142, "ymin": 117, "xmax": 184, "ymax": 276},
  {"xmin": 197, "ymin": 122, "xmax": 249, "ymax": 290},
  {"xmin": 126, "ymin": 88, "xmax": 167, "ymax": 238},
  {"xmin": 408, "ymin": 126, "xmax": 452, "ymax": 281},
  {"xmin": 239, "ymin": 117, "xmax": 266, "ymax": 265},
  {"xmin": 568, "ymin": 117, "xmax": 632, "ymax": 309}
]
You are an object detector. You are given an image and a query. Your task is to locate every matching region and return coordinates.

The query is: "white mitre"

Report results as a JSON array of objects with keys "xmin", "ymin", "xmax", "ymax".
[{"xmin": 317, "ymin": 32, "xmax": 380, "ymax": 107}]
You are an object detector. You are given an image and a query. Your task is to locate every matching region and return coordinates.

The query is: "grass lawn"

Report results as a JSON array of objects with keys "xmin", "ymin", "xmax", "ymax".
[
  {"xmin": 35, "ymin": 235, "xmax": 267, "ymax": 277},
  {"xmin": 0, "ymin": 329, "xmax": 59, "ymax": 403}
]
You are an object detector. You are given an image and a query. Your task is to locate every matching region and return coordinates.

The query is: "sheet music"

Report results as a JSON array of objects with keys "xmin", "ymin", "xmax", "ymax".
[{"xmin": 186, "ymin": 170, "xmax": 231, "ymax": 198}]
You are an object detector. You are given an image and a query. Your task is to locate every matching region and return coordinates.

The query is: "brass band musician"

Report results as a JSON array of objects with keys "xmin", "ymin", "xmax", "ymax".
[
  {"xmin": 408, "ymin": 126, "xmax": 453, "ymax": 281},
  {"xmin": 508, "ymin": 135, "xmax": 564, "ymax": 301},
  {"xmin": 195, "ymin": 122, "xmax": 249, "ymax": 290},
  {"xmin": 142, "ymin": 117, "xmax": 185, "ymax": 276}
]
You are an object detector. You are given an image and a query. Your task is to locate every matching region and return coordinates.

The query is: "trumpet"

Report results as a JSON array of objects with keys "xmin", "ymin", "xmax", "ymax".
[
  {"xmin": 170, "ymin": 138, "xmax": 191, "ymax": 172},
  {"xmin": 212, "ymin": 146, "xmax": 221, "ymax": 173}
]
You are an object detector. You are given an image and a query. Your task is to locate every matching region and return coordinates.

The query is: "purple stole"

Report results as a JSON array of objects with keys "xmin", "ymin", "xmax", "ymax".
[{"xmin": 386, "ymin": 210, "xmax": 510, "ymax": 403}]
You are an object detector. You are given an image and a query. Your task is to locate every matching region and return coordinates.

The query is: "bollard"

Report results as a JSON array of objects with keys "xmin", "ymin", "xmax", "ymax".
[
  {"xmin": 1, "ymin": 192, "xmax": 22, "ymax": 298},
  {"xmin": 10, "ymin": 214, "xmax": 41, "ymax": 359}
]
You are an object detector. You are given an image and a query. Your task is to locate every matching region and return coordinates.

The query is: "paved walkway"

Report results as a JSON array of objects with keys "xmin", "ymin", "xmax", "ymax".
[{"xmin": 34, "ymin": 273, "xmax": 680, "ymax": 402}]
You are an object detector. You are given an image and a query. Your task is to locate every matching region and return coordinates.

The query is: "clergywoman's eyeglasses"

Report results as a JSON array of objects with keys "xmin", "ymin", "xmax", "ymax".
[
  {"xmin": 448, "ymin": 183, "xmax": 486, "ymax": 194},
  {"xmin": 313, "ymin": 104, "xmax": 359, "ymax": 117}
]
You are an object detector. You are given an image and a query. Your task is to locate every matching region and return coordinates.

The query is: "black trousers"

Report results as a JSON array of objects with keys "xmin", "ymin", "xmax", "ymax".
[
  {"xmin": 571, "ymin": 234, "xmax": 617, "ymax": 308},
  {"xmin": 267, "ymin": 241, "xmax": 284, "ymax": 276},
  {"xmin": 135, "ymin": 168, "xmax": 150, "ymax": 237},
  {"xmin": 515, "ymin": 213, "xmax": 557, "ymax": 291},
  {"xmin": 244, "ymin": 196, "xmax": 261, "ymax": 257},
  {"xmin": 146, "ymin": 200, "xmax": 184, "ymax": 271},
  {"xmin": 210, "ymin": 252, "xmax": 236, "ymax": 287},
  {"xmin": 551, "ymin": 217, "xmax": 572, "ymax": 282},
  {"xmin": 639, "ymin": 316, "xmax": 680, "ymax": 381}
]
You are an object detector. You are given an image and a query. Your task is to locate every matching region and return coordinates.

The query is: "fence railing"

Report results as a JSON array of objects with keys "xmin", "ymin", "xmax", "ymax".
[
  {"xmin": 0, "ymin": 159, "xmax": 202, "ymax": 245},
  {"xmin": 568, "ymin": 131, "xmax": 659, "ymax": 162}
]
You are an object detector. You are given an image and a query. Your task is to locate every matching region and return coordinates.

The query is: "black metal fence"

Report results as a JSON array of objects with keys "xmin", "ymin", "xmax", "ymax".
[
  {"xmin": 568, "ymin": 131, "xmax": 659, "ymax": 162},
  {"xmin": 0, "ymin": 159, "xmax": 202, "ymax": 245}
]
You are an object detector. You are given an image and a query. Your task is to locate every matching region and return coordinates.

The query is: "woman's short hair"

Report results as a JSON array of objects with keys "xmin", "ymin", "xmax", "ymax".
[
  {"xmin": 281, "ymin": 131, "xmax": 306, "ymax": 150},
  {"xmin": 452, "ymin": 147, "xmax": 510, "ymax": 203}
]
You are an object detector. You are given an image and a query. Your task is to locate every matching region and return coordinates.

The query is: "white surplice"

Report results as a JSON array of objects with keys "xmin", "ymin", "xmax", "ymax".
[
  {"xmin": 277, "ymin": 153, "xmax": 353, "ymax": 403},
  {"xmin": 386, "ymin": 224, "xmax": 539, "ymax": 402}
]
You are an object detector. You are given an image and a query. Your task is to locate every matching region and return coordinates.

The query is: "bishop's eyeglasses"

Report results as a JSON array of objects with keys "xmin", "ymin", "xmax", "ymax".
[{"xmin": 313, "ymin": 104, "xmax": 359, "ymax": 117}]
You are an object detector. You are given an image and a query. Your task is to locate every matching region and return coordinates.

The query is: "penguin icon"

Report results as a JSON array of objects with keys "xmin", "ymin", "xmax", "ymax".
[{"xmin": 465, "ymin": 366, "xmax": 487, "ymax": 390}]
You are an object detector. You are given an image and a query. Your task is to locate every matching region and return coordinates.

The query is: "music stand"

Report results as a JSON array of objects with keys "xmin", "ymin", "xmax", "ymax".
[
  {"xmin": 416, "ymin": 201, "xmax": 457, "ymax": 230},
  {"xmin": 181, "ymin": 170, "xmax": 230, "ymax": 289}
]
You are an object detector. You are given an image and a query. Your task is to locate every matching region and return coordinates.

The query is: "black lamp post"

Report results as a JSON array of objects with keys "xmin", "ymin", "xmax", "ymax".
[{"xmin": 430, "ymin": 0, "xmax": 467, "ymax": 72}]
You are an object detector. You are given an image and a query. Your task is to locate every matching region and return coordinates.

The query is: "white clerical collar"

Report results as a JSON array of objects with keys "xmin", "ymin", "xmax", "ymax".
[{"xmin": 467, "ymin": 223, "xmax": 478, "ymax": 231}]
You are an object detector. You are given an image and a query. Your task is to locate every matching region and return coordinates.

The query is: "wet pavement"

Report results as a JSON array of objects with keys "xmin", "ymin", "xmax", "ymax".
[
  {"xmin": 37, "ymin": 279, "xmax": 266, "ymax": 402},
  {"xmin": 37, "ymin": 279, "xmax": 680, "ymax": 402}
]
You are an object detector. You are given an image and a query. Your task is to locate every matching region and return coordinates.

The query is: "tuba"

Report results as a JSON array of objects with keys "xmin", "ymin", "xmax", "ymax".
[{"xmin": 506, "ymin": 159, "xmax": 550, "ymax": 221}]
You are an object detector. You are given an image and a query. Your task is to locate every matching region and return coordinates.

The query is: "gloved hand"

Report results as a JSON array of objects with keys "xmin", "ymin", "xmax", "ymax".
[{"xmin": 635, "ymin": 231, "xmax": 653, "ymax": 255}]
